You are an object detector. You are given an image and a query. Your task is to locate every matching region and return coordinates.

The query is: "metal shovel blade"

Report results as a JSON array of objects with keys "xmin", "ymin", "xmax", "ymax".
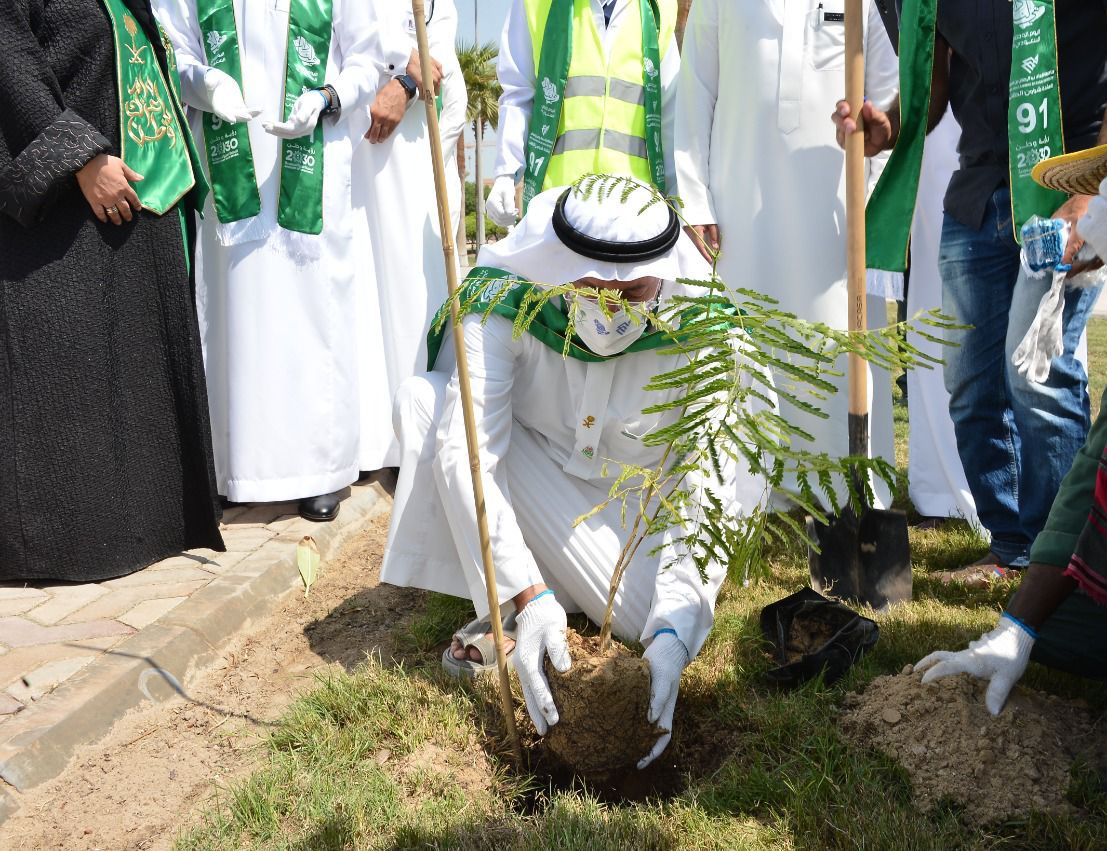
[{"xmin": 807, "ymin": 506, "xmax": 912, "ymax": 611}]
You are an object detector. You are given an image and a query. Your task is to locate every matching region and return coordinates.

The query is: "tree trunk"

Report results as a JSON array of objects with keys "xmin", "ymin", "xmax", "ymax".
[
  {"xmin": 475, "ymin": 119, "xmax": 486, "ymax": 249},
  {"xmin": 676, "ymin": 0, "xmax": 693, "ymax": 48},
  {"xmin": 456, "ymin": 132, "xmax": 467, "ymax": 266}
]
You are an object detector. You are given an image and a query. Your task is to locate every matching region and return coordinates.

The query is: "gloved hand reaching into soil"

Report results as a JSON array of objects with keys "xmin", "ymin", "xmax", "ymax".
[
  {"xmin": 514, "ymin": 592, "xmax": 572, "ymax": 734},
  {"xmin": 637, "ymin": 631, "xmax": 690, "ymax": 769},
  {"xmin": 914, "ymin": 614, "xmax": 1037, "ymax": 715}
]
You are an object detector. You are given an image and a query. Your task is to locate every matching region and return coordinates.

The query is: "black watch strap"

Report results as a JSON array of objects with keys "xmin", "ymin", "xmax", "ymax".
[
  {"xmin": 394, "ymin": 73, "xmax": 418, "ymax": 100},
  {"xmin": 320, "ymin": 84, "xmax": 341, "ymax": 118}
]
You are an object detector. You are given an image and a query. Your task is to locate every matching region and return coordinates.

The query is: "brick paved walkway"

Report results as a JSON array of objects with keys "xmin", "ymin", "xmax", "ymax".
[
  {"xmin": 0, "ymin": 504, "xmax": 297, "ymax": 721},
  {"xmin": 0, "ymin": 479, "xmax": 389, "ymax": 818}
]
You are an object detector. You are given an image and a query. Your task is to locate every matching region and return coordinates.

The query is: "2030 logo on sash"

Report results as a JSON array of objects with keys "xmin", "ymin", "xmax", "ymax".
[{"xmin": 284, "ymin": 144, "xmax": 318, "ymax": 174}]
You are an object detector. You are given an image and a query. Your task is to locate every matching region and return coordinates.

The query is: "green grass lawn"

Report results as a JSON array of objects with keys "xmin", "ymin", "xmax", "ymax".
[{"xmin": 175, "ymin": 321, "xmax": 1107, "ymax": 851}]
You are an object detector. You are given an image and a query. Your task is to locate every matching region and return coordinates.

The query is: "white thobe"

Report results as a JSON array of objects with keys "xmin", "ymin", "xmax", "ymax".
[
  {"xmin": 381, "ymin": 284, "xmax": 771, "ymax": 658},
  {"xmin": 157, "ymin": 0, "xmax": 410, "ymax": 502},
  {"xmin": 353, "ymin": 0, "xmax": 467, "ymax": 471},
  {"xmin": 675, "ymin": 0, "xmax": 899, "ymax": 507},
  {"xmin": 494, "ymin": 0, "xmax": 680, "ymax": 186},
  {"xmin": 907, "ymin": 112, "xmax": 978, "ymax": 522}
]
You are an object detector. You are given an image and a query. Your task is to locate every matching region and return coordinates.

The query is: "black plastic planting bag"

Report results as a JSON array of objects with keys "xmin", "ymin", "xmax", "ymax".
[{"xmin": 760, "ymin": 587, "xmax": 879, "ymax": 687}]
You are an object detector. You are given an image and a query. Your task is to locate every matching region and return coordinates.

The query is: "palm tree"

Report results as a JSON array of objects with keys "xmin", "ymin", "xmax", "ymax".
[
  {"xmin": 456, "ymin": 40, "xmax": 502, "ymax": 253},
  {"xmin": 676, "ymin": 0, "xmax": 693, "ymax": 46}
]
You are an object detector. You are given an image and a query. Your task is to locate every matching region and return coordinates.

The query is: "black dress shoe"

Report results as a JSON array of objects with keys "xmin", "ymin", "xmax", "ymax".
[{"xmin": 299, "ymin": 492, "xmax": 342, "ymax": 522}]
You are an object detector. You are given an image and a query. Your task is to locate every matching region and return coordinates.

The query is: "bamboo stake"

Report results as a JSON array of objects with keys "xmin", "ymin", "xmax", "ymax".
[{"xmin": 410, "ymin": 0, "xmax": 522, "ymax": 764}]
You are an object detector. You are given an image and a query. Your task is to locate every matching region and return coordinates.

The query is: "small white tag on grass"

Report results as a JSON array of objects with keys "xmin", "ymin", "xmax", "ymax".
[{"xmin": 296, "ymin": 535, "xmax": 321, "ymax": 597}]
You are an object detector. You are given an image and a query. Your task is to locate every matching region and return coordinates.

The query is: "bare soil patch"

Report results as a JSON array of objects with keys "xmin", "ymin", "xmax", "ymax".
[
  {"xmin": 840, "ymin": 669, "xmax": 1100, "ymax": 822},
  {"xmin": 0, "ymin": 510, "xmax": 425, "ymax": 851}
]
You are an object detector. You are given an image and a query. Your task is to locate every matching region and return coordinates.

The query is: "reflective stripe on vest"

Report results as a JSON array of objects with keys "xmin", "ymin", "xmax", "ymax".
[
  {"xmin": 553, "ymin": 128, "xmax": 647, "ymax": 159},
  {"xmin": 525, "ymin": 0, "xmax": 675, "ymax": 191},
  {"xmin": 564, "ymin": 75, "xmax": 646, "ymax": 106}
]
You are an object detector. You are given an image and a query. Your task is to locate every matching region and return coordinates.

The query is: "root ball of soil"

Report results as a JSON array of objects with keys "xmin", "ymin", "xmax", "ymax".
[{"xmin": 543, "ymin": 630, "xmax": 663, "ymax": 774}]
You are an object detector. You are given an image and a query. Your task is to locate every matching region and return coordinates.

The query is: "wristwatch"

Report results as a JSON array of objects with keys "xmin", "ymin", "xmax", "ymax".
[
  {"xmin": 393, "ymin": 73, "xmax": 418, "ymax": 100},
  {"xmin": 320, "ymin": 84, "xmax": 341, "ymax": 118}
]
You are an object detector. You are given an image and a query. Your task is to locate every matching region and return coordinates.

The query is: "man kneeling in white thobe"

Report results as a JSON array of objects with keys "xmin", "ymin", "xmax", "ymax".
[{"xmin": 381, "ymin": 178, "xmax": 770, "ymax": 768}]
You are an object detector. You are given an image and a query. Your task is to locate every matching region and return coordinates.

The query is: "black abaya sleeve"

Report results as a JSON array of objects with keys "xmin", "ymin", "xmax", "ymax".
[{"xmin": 0, "ymin": 0, "xmax": 112, "ymax": 227}]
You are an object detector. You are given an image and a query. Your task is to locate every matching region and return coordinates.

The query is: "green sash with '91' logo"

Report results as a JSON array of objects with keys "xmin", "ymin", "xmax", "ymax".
[{"xmin": 1007, "ymin": 0, "xmax": 1067, "ymax": 240}]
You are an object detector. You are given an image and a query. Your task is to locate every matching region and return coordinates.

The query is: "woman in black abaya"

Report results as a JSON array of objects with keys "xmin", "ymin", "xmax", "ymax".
[{"xmin": 0, "ymin": 0, "xmax": 224, "ymax": 581}]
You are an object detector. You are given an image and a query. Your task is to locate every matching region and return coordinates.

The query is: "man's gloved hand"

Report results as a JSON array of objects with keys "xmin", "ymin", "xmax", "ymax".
[
  {"xmin": 914, "ymin": 614, "xmax": 1037, "ymax": 715},
  {"xmin": 486, "ymin": 174, "xmax": 519, "ymax": 227},
  {"xmin": 203, "ymin": 68, "xmax": 262, "ymax": 124},
  {"xmin": 637, "ymin": 631, "xmax": 690, "ymax": 769},
  {"xmin": 1077, "ymin": 182, "xmax": 1107, "ymax": 261},
  {"xmin": 513, "ymin": 592, "xmax": 571, "ymax": 735},
  {"xmin": 263, "ymin": 90, "xmax": 328, "ymax": 139}
]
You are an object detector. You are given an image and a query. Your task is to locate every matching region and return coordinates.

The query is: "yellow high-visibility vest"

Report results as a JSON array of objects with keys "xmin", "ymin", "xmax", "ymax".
[{"xmin": 524, "ymin": 0, "xmax": 676, "ymax": 191}]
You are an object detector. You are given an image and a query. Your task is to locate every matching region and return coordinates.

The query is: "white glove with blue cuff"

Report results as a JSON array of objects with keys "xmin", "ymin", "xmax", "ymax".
[
  {"xmin": 513, "ymin": 591, "xmax": 571, "ymax": 735},
  {"xmin": 914, "ymin": 614, "xmax": 1037, "ymax": 716},
  {"xmin": 638, "ymin": 630, "xmax": 689, "ymax": 769}
]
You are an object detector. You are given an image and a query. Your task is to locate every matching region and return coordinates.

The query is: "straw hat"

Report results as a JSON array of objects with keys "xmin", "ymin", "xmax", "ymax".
[{"xmin": 1031, "ymin": 144, "xmax": 1107, "ymax": 195}]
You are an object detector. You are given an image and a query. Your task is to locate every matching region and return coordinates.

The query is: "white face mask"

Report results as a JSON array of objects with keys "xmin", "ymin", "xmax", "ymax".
[{"xmin": 571, "ymin": 287, "xmax": 660, "ymax": 356}]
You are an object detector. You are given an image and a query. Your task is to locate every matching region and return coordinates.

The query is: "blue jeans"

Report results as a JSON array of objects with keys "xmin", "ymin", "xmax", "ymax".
[{"xmin": 939, "ymin": 187, "xmax": 1101, "ymax": 567}]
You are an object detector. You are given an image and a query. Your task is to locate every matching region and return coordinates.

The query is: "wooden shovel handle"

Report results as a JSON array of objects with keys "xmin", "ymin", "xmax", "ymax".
[{"xmin": 845, "ymin": 0, "xmax": 869, "ymax": 456}]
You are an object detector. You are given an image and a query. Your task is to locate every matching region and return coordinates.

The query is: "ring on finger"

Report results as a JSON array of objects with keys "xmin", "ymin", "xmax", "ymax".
[{"xmin": 105, "ymin": 205, "xmax": 119, "ymax": 216}]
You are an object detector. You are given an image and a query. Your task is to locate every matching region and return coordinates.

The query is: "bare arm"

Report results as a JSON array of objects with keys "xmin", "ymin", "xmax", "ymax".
[
  {"xmin": 1005, "ymin": 564, "xmax": 1077, "ymax": 629},
  {"xmin": 832, "ymin": 32, "xmax": 951, "ymax": 152}
]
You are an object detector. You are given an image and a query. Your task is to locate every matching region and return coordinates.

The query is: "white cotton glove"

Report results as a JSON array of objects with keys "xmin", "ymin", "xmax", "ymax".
[
  {"xmin": 486, "ymin": 174, "xmax": 519, "ymax": 227},
  {"xmin": 1077, "ymin": 189, "xmax": 1107, "ymax": 261},
  {"xmin": 513, "ymin": 593, "xmax": 571, "ymax": 735},
  {"xmin": 263, "ymin": 90, "xmax": 328, "ymax": 139},
  {"xmin": 202, "ymin": 68, "xmax": 262, "ymax": 124},
  {"xmin": 637, "ymin": 631, "xmax": 690, "ymax": 770},
  {"xmin": 914, "ymin": 614, "xmax": 1036, "ymax": 716}
]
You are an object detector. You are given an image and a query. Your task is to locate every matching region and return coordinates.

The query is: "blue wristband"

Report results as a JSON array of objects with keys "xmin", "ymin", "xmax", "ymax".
[
  {"xmin": 1001, "ymin": 612, "xmax": 1039, "ymax": 640},
  {"xmin": 526, "ymin": 589, "xmax": 555, "ymax": 607},
  {"xmin": 653, "ymin": 628, "xmax": 678, "ymax": 640}
]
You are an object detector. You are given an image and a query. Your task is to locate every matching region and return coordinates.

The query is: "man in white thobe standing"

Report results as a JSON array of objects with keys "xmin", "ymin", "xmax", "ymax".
[
  {"xmin": 906, "ymin": 111, "xmax": 978, "ymax": 526},
  {"xmin": 353, "ymin": 0, "xmax": 468, "ymax": 472},
  {"xmin": 486, "ymin": 0, "xmax": 681, "ymax": 228},
  {"xmin": 675, "ymin": 0, "xmax": 899, "ymax": 506},
  {"xmin": 382, "ymin": 178, "xmax": 772, "ymax": 768},
  {"xmin": 157, "ymin": 0, "xmax": 414, "ymax": 521}
]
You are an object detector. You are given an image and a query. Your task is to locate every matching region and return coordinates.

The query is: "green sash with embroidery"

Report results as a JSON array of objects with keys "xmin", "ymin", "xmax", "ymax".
[
  {"xmin": 867, "ymin": 0, "xmax": 1070, "ymax": 267},
  {"xmin": 192, "ymin": 0, "xmax": 332, "ymax": 234},
  {"xmin": 523, "ymin": 0, "xmax": 665, "ymax": 212},
  {"xmin": 1007, "ymin": 0, "xmax": 1067, "ymax": 237},
  {"xmin": 277, "ymin": 0, "xmax": 332, "ymax": 234},
  {"xmin": 196, "ymin": 0, "xmax": 261, "ymax": 223},
  {"xmin": 100, "ymin": 0, "xmax": 201, "ymax": 215},
  {"xmin": 864, "ymin": 0, "xmax": 934, "ymax": 272},
  {"xmin": 425, "ymin": 266, "xmax": 737, "ymax": 369}
]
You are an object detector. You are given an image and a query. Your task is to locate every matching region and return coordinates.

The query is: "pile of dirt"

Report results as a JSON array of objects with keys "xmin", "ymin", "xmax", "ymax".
[
  {"xmin": 840, "ymin": 669, "xmax": 1096, "ymax": 822},
  {"xmin": 543, "ymin": 630, "xmax": 662, "ymax": 774}
]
